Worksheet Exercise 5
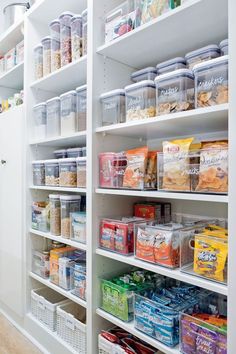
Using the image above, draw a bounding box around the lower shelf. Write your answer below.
[96,308,180,354]
[29,272,87,309]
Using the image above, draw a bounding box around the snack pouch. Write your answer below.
[152,227,180,268]
[123,146,148,189]
[144,151,158,189]
[193,234,228,282]
[100,220,116,250]
[196,327,217,354]
[180,317,198,354]
[162,137,194,191]
[136,226,155,262]
[195,141,228,193]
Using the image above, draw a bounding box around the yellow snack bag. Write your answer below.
[193,234,228,283]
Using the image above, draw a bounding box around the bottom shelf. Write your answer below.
[96,308,180,354]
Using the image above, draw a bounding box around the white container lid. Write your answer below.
[67,147,82,152]
[54,149,66,153]
[34,102,46,108]
[82,9,88,16]
[156,57,186,70]
[71,14,82,21]
[59,11,74,19]
[46,96,60,104]
[100,89,125,100]
[33,43,43,50]
[60,90,77,98]
[131,67,157,79]
[76,84,87,92]
[32,160,45,164]
[125,80,155,91]
[44,159,59,164]
[220,39,228,48]
[41,36,51,43]
[185,44,220,60]
[193,55,229,72]
[76,157,87,162]
[59,158,77,163]
[49,194,61,199]
[60,195,81,201]
[49,18,60,26]
[154,68,194,83]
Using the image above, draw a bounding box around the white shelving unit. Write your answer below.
[1,0,236,354]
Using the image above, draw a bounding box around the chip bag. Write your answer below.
[123,146,148,189]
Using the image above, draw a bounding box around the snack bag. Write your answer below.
[123,146,148,189]
[162,137,194,191]
[195,141,228,193]
[136,226,155,262]
[153,228,180,268]
[144,151,158,189]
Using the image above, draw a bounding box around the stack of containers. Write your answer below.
[59,12,74,66]
[50,19,61,72]
[71,15,83,61]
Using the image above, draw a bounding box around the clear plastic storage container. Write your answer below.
[82,9,88,55]
[32,250,50,278]
[16,40,24,65]
[51,38,60,72]
[34,44,43,80]
[60,195,81,238]
[59,158,77,187]
[71,15,83,61]
[77,157,86,188]
[49,194,61,236]
[60,90,77,135]
[5,48,16,71]
[76,85,87,131]
[33,102,46,140]
[193,56,228,108]
[156,57,186,75]
[59,12,73,66]
[45,159,59,186]
[82,147,86,157]
[42,36,51,76]
[131,67,157,82]
[32,202,49,232]
[138,0,171,25]
[100,89,126,126]
[46,97,61,138]
[220,38,228,56]
[185,44,220,69]
[125,80,156,121]
[54,149,67,159]
[155,69,194,115]
[67,147,82,158]
[71,212,86,243]
[49,19,60,40]
[32,161,45,185]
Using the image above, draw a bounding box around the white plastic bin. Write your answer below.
[33,102,46,140]
[46,97,61,138]
[60,90,77,135]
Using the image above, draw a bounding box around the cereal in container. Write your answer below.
[32,161,45,186]
[60,195,81,239]
[42,36,51,76]
[77,157,86,188]
[185,44,220,69]
[45,159,59,186]
[51,39,61,72]
[59,12,73,66]
[71,14,83,61]
[49,194,61,236]
[76,85,87,131]
[34,44,43,80]
[33,102,46,140]
[59,158,77,187]
[82,9,88,55]
[125,80,156,121]
[60,90,77,135]
[46,97,61,138]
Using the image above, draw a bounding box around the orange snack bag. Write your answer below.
[123,146,148,189]
[136,226,155,263]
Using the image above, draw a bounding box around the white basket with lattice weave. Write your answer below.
[98,334,127,354]
[31,288,69,332]
[57,302,86,353]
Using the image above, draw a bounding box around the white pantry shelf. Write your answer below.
[96,309,180,354]
[30,56,87,94]
[0,19,24,55]
[96,105,228,139]
[30,186,86,193]
[30,229,87,251]
[0,62,24,90]
[96,249,228,296]
[97,0,228,68]
[96,188,228,203]
[29,131,87,147]
[29,272,87,309]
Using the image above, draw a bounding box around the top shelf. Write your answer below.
[97,0,228,68]
[0,19,24,56]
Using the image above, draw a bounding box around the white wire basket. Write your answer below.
[31,287,69,332]
[98,334,127,354]
[57,301,87,353]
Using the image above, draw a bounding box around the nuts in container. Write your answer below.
[59,158,77,187]
[155,69,194,115]
[185,44,220,69]
[125,80,156,121]
[77,157,86,188]
[45,159,59,186]
[34,44,43,80]
[193,56,228,108]
[60,195,81,238]
[49,195,61,236]
[59,12,73,66]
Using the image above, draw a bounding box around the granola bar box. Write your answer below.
[155,69,194,116]
[193,55,228,108]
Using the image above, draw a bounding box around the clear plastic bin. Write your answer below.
[32,201,49,232]
[59,257,76,290]
[100,89,126,126]
[125,80,156,121]
[82,9,88,55]
[32,160,45,185]
[49,194,61,236]
[82,147,86,157]
[193,55,228,108]
[185,44,220,69]
[156,57,186,76]
[49,19,60,40]
[16,40,24,65]
[155,69,194,115]
[71,15,83,61]
[105,1,136,43]
[72,263,86,300]
[34,44,43,80]
[67,147,83,158]
[33,102,46,140]
[42,36,51,76]
[131,67,157,82]
[138,0,171,25]
[77,157,86,188]
[220,38,228,56]
[32,250,50,279]
[5,48,16,71]
[50,246,75,285]
[51,39,61,72]
[60,90,77,135]
[54,149,67,159]
[59,158,77,187]
[59,12,73,66]
[60,195,81,238]
[76,84,87,131]
[45,159,59,186]
[46,97,61,138]
[99,152,127,189]
[100,217,145,255]
[70,212,86,243]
